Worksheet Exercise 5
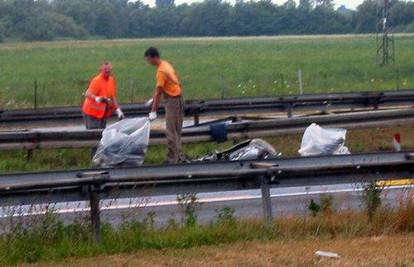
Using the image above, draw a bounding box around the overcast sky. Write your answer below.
[141,0,363,10]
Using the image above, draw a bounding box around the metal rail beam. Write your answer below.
[1,109,414,151]
[1,151,412,199]
[1,89,414,128]
[0,151,413,241]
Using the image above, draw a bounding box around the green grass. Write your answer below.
[2,190,414,265]
[1,124,413,173]
[1,35,413,108]
[0,142,235,173]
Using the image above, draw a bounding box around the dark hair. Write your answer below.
[144,47,160,58]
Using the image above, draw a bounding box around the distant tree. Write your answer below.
[298,0,312,11]
[0,7,7,41]
[47,12,88,39]
[354,0,378,33]
[180,0,232,36]
[0,0,411,41]
[283,0,297,9]
[390,1,414,28]
[52,0,99,35]
[314,0,334,9]
[337,5,353,18]
[20,16,54,41]
[127,1,152,37]
[156,0,175,8]
[403,22,414,32]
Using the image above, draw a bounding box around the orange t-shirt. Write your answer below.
[156,60,182,97]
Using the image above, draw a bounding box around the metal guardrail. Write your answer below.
[1,89,414,128]
[1,108,414,151]
[1,151,414,242]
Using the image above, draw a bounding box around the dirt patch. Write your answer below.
[28,234,414,267]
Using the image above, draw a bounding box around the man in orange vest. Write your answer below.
[82,62,124,130]
[145,47,184,164]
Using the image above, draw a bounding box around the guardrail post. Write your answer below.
[287,102,293,118]
[396,66,400,90]
[33,80,38,109]
[194,113,200,126]
[298,69,303,95]
[80,171,108,243]
[260,175,273,226]
[89,184,101,243]
[321,101,329,115]
[26,149,33,161]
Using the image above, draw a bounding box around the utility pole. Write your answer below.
[376,0,395,66]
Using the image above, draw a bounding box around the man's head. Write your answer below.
[100,62,112,79]
[144,47,161,66]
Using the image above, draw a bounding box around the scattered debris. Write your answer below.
[196,139,280,162]
[315,250,341,259]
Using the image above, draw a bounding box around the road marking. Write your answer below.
[376,179,414,187]
[2,184,414,218]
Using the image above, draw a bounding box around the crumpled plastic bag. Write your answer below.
[197,139,280,162]
[228,139,279,161]
[92,117,150,167]
[298,123,350,156]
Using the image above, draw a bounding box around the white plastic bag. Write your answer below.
[92,117,150,167]
[298,123,350,156]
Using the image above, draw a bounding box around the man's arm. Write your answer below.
[85,89,98,100]
[112,96,125,119]
[111,97,120,109]
[111,78,124,119]
[149,70,165,121]
[85,79,104,102]
[151,86,163,112]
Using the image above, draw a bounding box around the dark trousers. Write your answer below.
[165,95,184,164]
[84,114,107,130]
[83,113,106,157]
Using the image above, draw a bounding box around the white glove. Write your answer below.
[145,98,154,107]
[149,112,157,121]
[95,96,105,103]
[116,108,124,120]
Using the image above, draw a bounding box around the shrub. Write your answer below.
[308,199,321,217]
[47,12,88,39]
[403,22,414,33]
[393,190,414,232]
[215,207,236,225]
[362,182,382,222]
[177,193,201,227]
[320,194,335,216]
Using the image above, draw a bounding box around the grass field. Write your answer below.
[33,235,414,266]
[2,35,414,266]
[1,34,414,108]
[5,195,414,265]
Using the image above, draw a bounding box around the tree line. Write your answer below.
[0,0,413,41]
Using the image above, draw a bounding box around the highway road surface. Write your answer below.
[1,182,412,229]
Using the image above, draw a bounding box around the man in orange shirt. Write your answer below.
[145,47,184,164]
[82,62,124,130]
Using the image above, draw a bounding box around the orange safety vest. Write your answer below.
[82,74,117,119]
